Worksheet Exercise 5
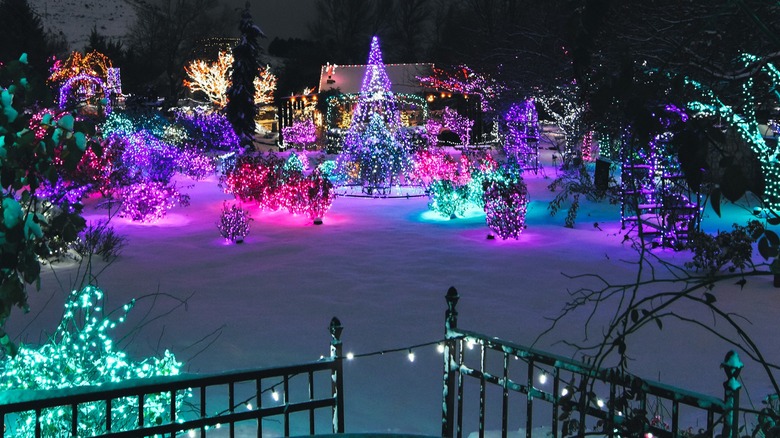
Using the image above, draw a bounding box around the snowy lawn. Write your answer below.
[6,148,780,436]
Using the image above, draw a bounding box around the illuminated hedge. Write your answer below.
[483,178,529,240]
[0,286,186,436]
[119,182,189,223]
[427,179,471,218]
[221,154,335,224]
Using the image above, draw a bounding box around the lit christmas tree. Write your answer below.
[338,36,410,194]
[483,177,529,240]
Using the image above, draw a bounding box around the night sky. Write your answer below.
[232,0,315,40]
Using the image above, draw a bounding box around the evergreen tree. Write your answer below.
[84,26,125,65]
[0,0,48,67]
[225,2,266,150]
[338,36,410,192]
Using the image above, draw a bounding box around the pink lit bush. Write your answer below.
[220,154,335,224]
[411,149,458,189]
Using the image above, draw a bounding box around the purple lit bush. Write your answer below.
[174,110,240,152]
[119,182,190,222]
[282,119,317,149]
[122,131,178,182]
[483,178,529,239]
[503,100,539,165]
[217,202,252,243]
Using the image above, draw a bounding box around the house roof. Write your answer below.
[318,63,434,95]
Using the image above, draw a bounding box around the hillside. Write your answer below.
[29,0,136,51]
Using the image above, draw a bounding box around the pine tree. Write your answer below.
[225,2,266,150]
[0,0,48,67]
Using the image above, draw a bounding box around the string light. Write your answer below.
[0,286,186,435]
[417,64,502,112]
[271,390,280,402]
[183,51,277,108]
[685,55,780,210]
[220,154,335,224]
[407,349,416,363]
[336,36,413,193]
[538,372,548,385]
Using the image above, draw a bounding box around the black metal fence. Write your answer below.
[0,317,345,437]
[441,287,743,438]
[0,288,767,437]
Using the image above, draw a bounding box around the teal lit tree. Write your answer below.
[338,36,410,193]
[685,54,780,212]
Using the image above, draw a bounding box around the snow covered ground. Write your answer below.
[6,146,780,436]
[30,0,135,51]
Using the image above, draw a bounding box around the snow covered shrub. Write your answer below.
[176,148,216,180]
[685,221,762,276]
[217,202,252,243]
[72,220,128,261]
[0,285,186,436]
[428,179,472,218]
[119,182,189,222]
[483,178,529,239]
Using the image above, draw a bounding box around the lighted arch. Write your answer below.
[58,73,112,113]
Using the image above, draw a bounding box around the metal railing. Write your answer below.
[0,317,345,437]
[441,287,742,438]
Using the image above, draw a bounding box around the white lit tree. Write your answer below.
[184,50,276,108]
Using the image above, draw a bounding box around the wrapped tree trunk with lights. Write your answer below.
[686,55,780,213]
[225,2,266,150]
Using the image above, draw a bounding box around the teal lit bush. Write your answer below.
[0,286,187,436]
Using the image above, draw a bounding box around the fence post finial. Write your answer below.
[721,350,743,438]
[329,317,345,433]
[445,286,459,331]
[329,317,343,344]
